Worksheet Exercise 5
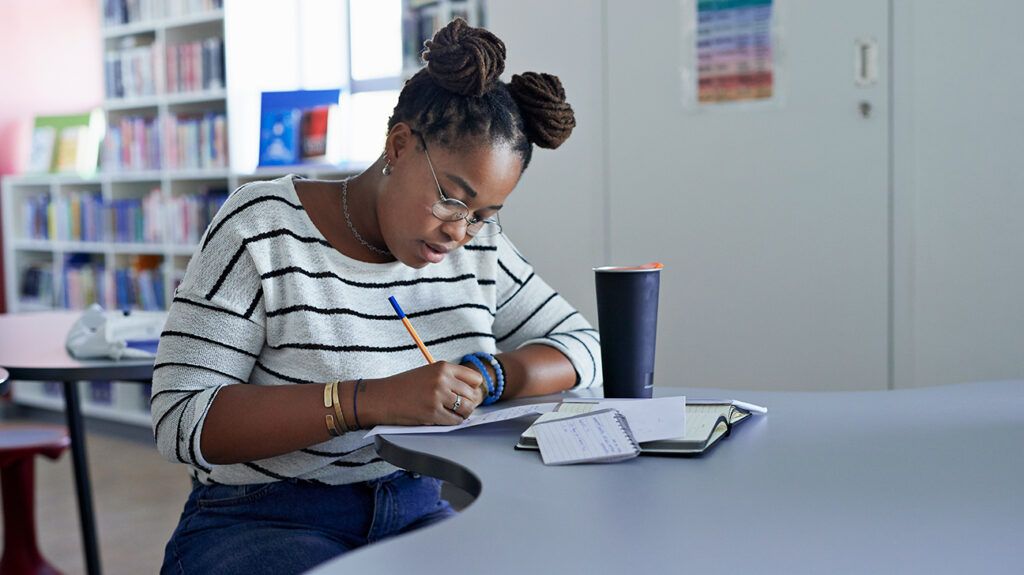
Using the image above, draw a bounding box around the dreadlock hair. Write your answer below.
[386,17,576,171]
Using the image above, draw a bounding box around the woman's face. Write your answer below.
[379,129,522,268]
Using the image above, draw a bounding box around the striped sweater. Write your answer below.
[151,174,602,485]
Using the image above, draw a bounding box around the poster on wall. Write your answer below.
[683,0,780,109]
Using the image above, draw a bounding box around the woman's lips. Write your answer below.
[421,241,447,263]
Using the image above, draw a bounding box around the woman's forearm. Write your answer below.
[199,362,485,464]
[200,382,355,464]
[497,344,578,400]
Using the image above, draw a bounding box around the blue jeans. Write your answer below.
[161,471,456,574]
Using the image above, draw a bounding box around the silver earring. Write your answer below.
[382,159,392,176]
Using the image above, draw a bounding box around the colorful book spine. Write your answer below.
[166,37,224,93]
[165,188,227,244]
[20,195,51,240]
[165,111,228,169]
[62,256,108,310]
[104,115,161,171]
[105,40,158,100]
[19,264,55,306]
[114,257,165,311]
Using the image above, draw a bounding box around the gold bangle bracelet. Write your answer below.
[323,381,334,409]
[332,380,350,432]
[325,414,341,437]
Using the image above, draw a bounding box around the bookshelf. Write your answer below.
[401,0,486,79]
[2,0,366,427]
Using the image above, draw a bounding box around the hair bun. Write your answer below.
[509,72,576,149]
[423,18,506,97]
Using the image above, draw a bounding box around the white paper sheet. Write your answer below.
[364,402,558,438]
[555,397,687,443]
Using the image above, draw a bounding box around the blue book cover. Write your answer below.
[258,89,340,167]
[258,109,301,166]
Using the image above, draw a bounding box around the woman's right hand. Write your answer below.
[361,362,485,427]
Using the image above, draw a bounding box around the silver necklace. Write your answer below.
[341,179,391,256]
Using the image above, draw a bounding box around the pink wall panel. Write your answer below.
[0,0,102,310]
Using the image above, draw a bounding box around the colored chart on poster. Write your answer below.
[697,0,774,104]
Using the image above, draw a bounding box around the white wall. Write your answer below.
[489,0,1024,391]
[893,0,1024,388]
[485,0,607,325]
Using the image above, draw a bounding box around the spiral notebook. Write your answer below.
[532,408,641,465]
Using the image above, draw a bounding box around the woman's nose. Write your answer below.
[440,218,469,243]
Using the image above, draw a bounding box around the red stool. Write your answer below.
[0,424,70,575]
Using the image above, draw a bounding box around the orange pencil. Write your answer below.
[388,295,435,364]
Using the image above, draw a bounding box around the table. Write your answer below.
[0,312,154,575]
[311,381,1024,574]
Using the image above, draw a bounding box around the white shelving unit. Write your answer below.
[401,0,486,79]
[2,0,367,427]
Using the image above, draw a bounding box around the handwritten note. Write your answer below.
[533,409,640,465]
[364,402,558,438]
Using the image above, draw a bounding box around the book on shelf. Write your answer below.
[63,254,107,310]
[165,111,228,169]
[21,195,52,239]
[166,187,228,244]
[166,37,224,94]
[115,255,165,311]
[106,36,157,100]
[49,190,105,242]
[103,0,161,26]
[259,109,300,166]
[28,112,102,175]
[258,89,340,167]
[517,399,764,455]
[27,125,57,173]
[164,0,223,19]
[300,105,330,160]
[19,264,55,306]
[59,254,167,311]
[105,114,162,171]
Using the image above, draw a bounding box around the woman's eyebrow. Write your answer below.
[445,172,503,210]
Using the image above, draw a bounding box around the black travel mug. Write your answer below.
[594,264,662,398]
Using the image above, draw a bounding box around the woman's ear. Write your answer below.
[385,123,417,164]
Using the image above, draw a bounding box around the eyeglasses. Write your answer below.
[416,132,502,237]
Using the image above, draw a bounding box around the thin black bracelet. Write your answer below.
[353,378,363,429]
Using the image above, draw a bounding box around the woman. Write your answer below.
[154,18,601,574]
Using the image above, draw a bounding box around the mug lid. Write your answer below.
[593,262,664,272]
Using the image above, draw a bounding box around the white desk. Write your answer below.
[311,381,1024,574]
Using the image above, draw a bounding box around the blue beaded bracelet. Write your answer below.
[462,352,505,405]
[462,354,493,399]
[481,353,505,405]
